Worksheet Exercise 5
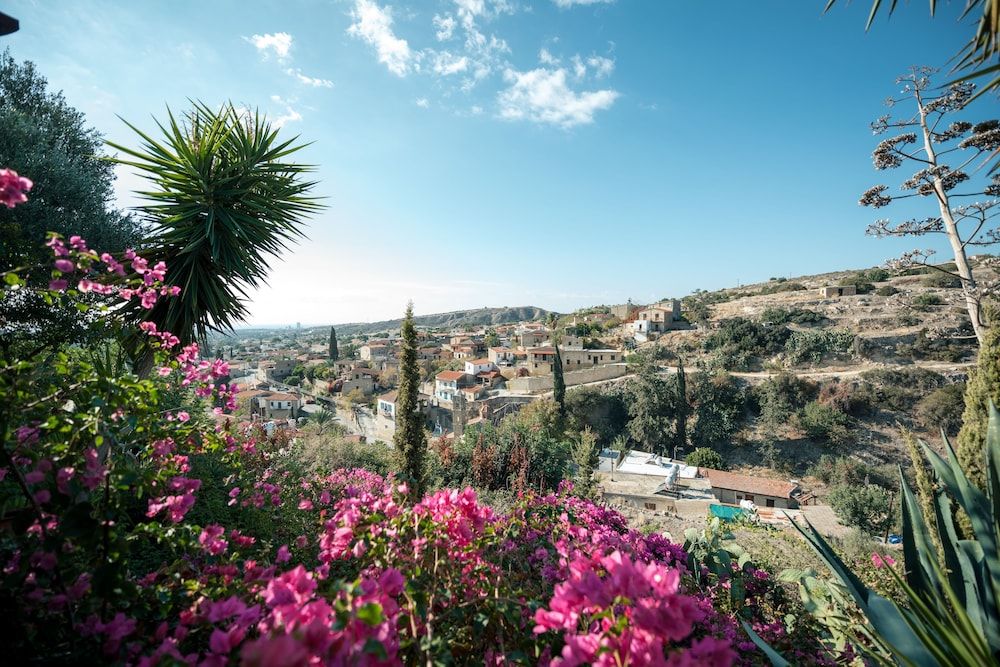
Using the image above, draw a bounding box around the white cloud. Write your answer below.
[539,48,560,66]
[415,97,430,108]
[552,0,614,7]
[432,51,469,75]
[433,14,456,41]
[470,105,484,115]
[571,54,586,78]
[347,0,413,77]
[497,66,618,128]
[245,32,293,61]
[273,106,303,128]
[586,55,614,78]
[286,68,334,88]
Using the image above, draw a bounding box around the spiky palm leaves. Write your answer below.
[109,102,322,359]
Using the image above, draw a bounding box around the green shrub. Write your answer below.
[921,271,962,288]
[896,328,975,363]
[685,447,725,470]
[827,484,894,536]
[914,382,966,435]
[838,273,875,294]
[690,372,747,448]
[798,400,854,446]
[858,367,947,411]
[817,379,874,417]
[784,329,856,365]
[757,281,806,295]
[807,454,895,488]
[875,285,899,297]
[759,307,827,325]
[912,292,944,310]
[752,373,818,425]
[703,318,790,370]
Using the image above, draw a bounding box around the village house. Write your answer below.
[526,346,622,374]
[257,358,297,383]
[341,367,378,396]
[464,358,496,376]
[360,343,390,362]
[701,468,800,509]
[630,300,682,336]
[434,370,466,405]
[819,285,857,298]
[488,347,517,366]
[377,390,398,420]
[517,328,549,349]
[249,391,301,420]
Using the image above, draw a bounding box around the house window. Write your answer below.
[766,499,775,508]
[610,355,616,361]
[745,494,754,502]
[644,503,656,510]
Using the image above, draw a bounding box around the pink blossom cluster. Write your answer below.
[0,167,32,208]
[534,550,735,667]
[45,233,180,307]
[146,475,202,523]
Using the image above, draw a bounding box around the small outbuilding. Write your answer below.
[819,285,856,298]
[701,468,800,509]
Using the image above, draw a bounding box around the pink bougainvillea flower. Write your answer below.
[0,168,33,208]
[871,553,896,569]
[53,259,75,273]
[177,411,190,423]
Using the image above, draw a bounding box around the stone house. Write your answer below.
[819,285,857,298]
[701,468,800,509]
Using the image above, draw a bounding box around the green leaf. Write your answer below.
[740,620,790,666]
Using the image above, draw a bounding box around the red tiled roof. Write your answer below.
[378,390,399,403]
[702,468,798,499]
[436,371,465,381]
[469,358,492,365]
[528,347,556,355]
[266,393,299,402]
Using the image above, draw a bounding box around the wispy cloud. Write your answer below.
[433,14,456,41]
[431,51,469,76]
[245,32,293,61]
[552,0,615,7]
[498,66,618,128]
[347,0,413,77]
[286,68,334,88]
[273,106,303,128]
[415,97,430,108]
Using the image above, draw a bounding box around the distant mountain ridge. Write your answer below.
[328,306,553,337]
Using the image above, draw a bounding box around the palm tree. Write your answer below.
[108,102,322,370]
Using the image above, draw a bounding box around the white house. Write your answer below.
[435,370,465,405]
[464,358,496,376]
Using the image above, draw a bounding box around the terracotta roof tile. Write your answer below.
[702,468,798,499]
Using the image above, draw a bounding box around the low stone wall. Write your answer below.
[507,363,628,393]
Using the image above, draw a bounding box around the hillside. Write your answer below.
[328,305,553,337]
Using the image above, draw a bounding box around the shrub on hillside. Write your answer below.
[689,372,747,449]
[703,317,790,370]
[685,447,725,470]
[921,271,962,288]
[783,329,856,365]
[817,379,874,417]
[896,328,975,363]
[912,292,944,310]
[914,382,966,435]
[828,484,894,536]
[759,307,827,325]
[838,273,876,294]
[807,454,895,489]
[752,373,818,425]
[875,285,900,297]
[798,400,854,446]
[857,367,948,412]
[757,281,807,295]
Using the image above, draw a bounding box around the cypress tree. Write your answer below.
[673,358,690,457]
[957,311,1000,489]
[394,303,427,499]
[328,326,339,361]
[553,343,566,426]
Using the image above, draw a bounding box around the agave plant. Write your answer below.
[750,405,1000,665]
[108,102,322,365]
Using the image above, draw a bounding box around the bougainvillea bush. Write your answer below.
[0,180,836,664]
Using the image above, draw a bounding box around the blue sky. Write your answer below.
[4,0,990,325]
